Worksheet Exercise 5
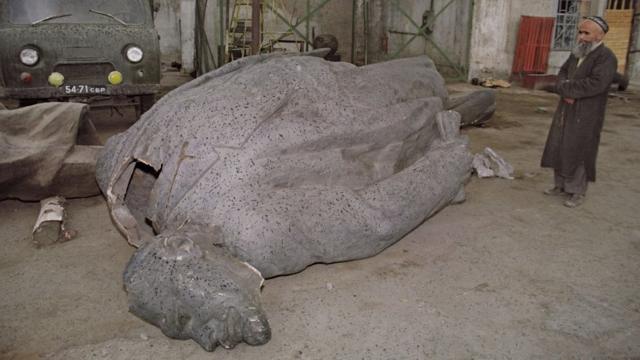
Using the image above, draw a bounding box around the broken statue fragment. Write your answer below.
[96,54,477,351]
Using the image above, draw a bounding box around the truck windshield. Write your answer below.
[7,0,149,25]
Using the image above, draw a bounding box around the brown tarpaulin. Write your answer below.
[0,102,102,200]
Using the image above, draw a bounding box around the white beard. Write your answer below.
[572,41,594,59]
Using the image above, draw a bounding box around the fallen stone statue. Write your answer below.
[96,53,489,351]
[447,89,496,127]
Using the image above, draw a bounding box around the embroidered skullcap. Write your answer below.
[584,16,609,33]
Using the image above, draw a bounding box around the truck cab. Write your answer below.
[0,0,161,115]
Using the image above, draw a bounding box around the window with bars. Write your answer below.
[606,0,633,9]
[552,0,580,50]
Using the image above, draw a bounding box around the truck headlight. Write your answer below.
[125,46,143,63]
[20,48,39,66]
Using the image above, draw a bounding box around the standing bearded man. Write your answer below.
[541,16,618,208]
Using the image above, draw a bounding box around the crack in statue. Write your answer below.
[96,53,481,351]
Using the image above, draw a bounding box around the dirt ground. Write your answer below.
[1,84,639,359]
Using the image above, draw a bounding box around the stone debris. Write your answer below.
[472,153,495,178]
[472,147,514,180]
[485,147,514,179]
[32,196,75,247]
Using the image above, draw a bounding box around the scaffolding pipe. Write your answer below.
[394,1,465,78]
[252,0,261,54]
[351,0,357,63]
[263,0,332,46]
[388,0,456,59]
[464,0,474,79]
[264,3,311,44]
[364,0,369,65]
[218,0,225,66]
[306,0,311,51]
[217,0,345,67]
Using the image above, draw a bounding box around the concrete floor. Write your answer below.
[1,85,639,359]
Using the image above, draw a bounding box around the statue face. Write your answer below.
[124,229,271,351]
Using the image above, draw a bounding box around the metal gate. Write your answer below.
[386,0,473,80]
[211,0,343,67]
[196,0,472,79]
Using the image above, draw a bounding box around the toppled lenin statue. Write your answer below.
[96,53,478,351]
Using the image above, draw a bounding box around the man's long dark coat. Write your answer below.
[541,44,617,181]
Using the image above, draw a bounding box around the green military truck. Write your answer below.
[0,0,161,116]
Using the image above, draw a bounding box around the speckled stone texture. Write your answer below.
[123,226,270,351]
[96,54,473,351]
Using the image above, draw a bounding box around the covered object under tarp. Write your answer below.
[0,102,102,201]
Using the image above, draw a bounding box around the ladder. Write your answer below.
[225,0,298,62]
[226,0,254,61]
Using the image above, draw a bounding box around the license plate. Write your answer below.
[63,85,107,95]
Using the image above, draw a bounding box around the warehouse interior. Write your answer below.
[1,0,639,359]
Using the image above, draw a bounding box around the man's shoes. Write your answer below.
[564,194,585,208]
[543,187,565,196]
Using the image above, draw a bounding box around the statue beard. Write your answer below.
[572,41,594,59]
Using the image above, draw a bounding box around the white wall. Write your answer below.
[180,0,196,73]
[468,0,511,79]
[468,0,560,79]
[152,0,197,73]
[509,1,557,72]
[154,0,181,64]
[548,50,572,74]
[385,0,471,77]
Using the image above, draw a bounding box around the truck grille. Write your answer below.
[53,63,115,85]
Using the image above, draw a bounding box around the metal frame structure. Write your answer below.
[207,0,474,81]
[386,0,472,80]
[552,0,580,50]
[217,0,341,67]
